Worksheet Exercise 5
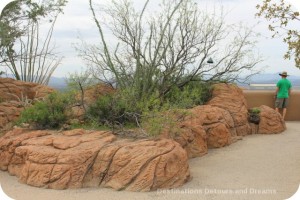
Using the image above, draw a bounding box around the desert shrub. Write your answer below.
[86,81,212,135]
[141,108,189,137]
[164,81,212,109]
[139,82,211,137]
[18,91,75,129]
[86,93,128,127]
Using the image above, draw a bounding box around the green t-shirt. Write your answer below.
[276,78,292,98]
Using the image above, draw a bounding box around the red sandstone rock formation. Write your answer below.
[0,101,24,129]
[161,84,250,158]
[257,105,286,134]
[0,78,54,130]
[0,128,190,191]
[186,105,234,148]
[0,78,54,101]
[160,105,235,158]
[207,83,251,136]
[162,84,286,158]
[0,81,287,191]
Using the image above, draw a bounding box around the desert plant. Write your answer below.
[0,0,68,84]
[79,0,262,107]
[248,107,261,124]
[165,81,212,109]
[86,93,128,128]
[18,91,75,129]
[86,80,212,135]
[66,70,97,112]
[6,92,33,107]
[249,107,261,114]
[141,109,189,137]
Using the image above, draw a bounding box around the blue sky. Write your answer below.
[1,0,300,78]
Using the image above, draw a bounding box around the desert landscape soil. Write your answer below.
[1,122,300,200]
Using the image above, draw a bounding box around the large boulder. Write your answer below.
[172,125,208,158]
[183,106,234,148]
[257,105,286,134]
[160,105,235,158]
[207,83,251,136]
[0,128,190,191]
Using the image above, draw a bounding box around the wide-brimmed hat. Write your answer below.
[279,71,289,76]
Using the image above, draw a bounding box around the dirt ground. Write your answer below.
[1,122,300,200]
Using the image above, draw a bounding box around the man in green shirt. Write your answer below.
[275,71,292,120]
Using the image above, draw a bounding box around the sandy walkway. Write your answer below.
[1,122,300,200]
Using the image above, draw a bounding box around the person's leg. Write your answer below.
[282,98,289,120]
[282,108,287,119]
[275,98,283,113]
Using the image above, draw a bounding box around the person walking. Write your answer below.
[274,71,292,120]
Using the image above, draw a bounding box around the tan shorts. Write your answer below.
[275,98,289,108]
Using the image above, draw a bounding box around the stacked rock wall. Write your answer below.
[161,83,286,158]
[0,82,287,191]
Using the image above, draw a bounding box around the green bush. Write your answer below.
[164,81,212,109]
[141,109,189,137]
[249,107,261,114]
[18,92,75,129]
[86,93,129,127]
[85,81,212,135]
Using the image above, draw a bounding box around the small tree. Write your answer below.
[66,70,97,112]
[256,0,300,67]
[0,0,67,84]
[79,0,262,105]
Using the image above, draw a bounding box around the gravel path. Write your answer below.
[1,122,300,200]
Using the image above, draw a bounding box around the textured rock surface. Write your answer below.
[257,105,286,134]
[0,101,24,129]
[161,84,286,158]
[184,106,233,148]
[0,78,54,101]
[0,78,54,130]
[207,83,251,136]
[0,128,190,191]
[172,124,208,158]
[161,105,235,158]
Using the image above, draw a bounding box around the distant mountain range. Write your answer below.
[2,73,300,90]
[48,73,300,90]
[243,73,300,86]
[48,76,68,90]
